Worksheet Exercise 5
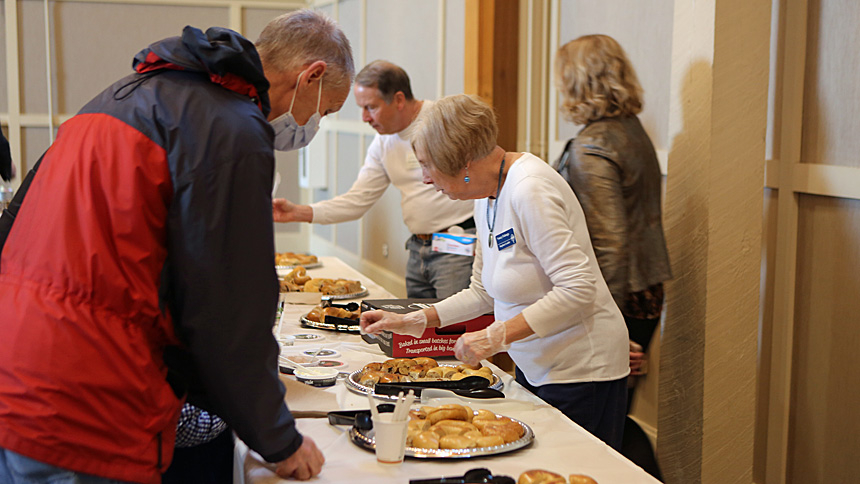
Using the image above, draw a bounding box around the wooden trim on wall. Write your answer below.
[766,0,808,482]
[464,0,519,152]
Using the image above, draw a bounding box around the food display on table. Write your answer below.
[348,402,534,458]
[346,358,505,400]
[407,404,524,450]
[306,305,360,323]
[279,266,366,298]
[300,302,362,333]
[275,252,320,268]
[356,358,494,386]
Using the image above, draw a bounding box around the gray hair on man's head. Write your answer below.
[255,9,355,90]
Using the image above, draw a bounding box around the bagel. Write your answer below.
[439,434,477,449]
[426,404,470,424]
[474,409,497,421]
[476,435,506,447]
[306,307,323,323]
[412,430,440,449]
[413,357,438,367]
[429,419,477,436]
[425,367,446,379]
[408,418,431,432]
[302,278,332,292]
[517,470,566,484]
[472,418,523,443]
[358,370,385,386]
[456,363,483,372]
[378,373,402,384]
[568,475,599,484]
[362,362,383,373]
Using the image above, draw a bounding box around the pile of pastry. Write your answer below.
[275,252,318,267]
[279,266,361,295]
[357,357,494,386]
[306,305,360,322]
[406,403,524,450]
[517,470,598,484]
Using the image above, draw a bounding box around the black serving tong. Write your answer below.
[293,403,395,430]
[326,403,395,430]
[374,383,505,399]
[410,468,515,484]
[381,375,490,390]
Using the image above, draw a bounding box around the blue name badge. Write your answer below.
[495,228,516,250]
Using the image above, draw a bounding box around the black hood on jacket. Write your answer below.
[133,26,271,118]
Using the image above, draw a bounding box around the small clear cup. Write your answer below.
[372,413,408,465]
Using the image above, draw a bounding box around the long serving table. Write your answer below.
[236,256,659,484]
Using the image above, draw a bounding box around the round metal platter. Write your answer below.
[348,415,534,458]
[300,314,361,334]
[345,365,504,401]
[276,261,323,274]
[324,285,369,300]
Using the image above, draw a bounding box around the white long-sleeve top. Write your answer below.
[310,101,473,234]
[433,153,630,386]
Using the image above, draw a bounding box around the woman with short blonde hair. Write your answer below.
[411,94,497,177]
[554,34,643,126]
[363,94,630,450]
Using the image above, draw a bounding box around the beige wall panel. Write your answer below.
[19,126,52,171]
[800,0,860,167]
[555,0,673,153]
[244,8,297,40]
[789,194,860,483]
[43,2,226,115]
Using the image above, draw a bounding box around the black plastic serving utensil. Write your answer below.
[325,403,395,430]
[409,468,515,484]
[380,375,490,390]
[374,384,505,399]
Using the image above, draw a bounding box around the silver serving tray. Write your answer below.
[300,314,361,334]
[345,365,504,401]
[282,285,368,302]
[325,285,368,300]
[276,261,323,274]
[348,415,534,458]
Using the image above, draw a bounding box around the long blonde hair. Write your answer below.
[555,34,643,125]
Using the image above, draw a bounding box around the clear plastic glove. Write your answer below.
[453,320,510,366]
[274,436,325,480]
[360,309,428,338]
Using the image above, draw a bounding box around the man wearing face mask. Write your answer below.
[273,61,475,299]
[0,10,352,484]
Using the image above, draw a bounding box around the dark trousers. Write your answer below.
[623,315,663,481]
[162,430,234,484]
[515,368,627,450]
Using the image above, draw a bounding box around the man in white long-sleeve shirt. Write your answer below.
[273,60,475,298]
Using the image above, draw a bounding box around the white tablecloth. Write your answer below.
[237,256,658,483]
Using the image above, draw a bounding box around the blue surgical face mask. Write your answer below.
[270,69,323,151]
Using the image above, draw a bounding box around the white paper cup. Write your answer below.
[372,413,408,465]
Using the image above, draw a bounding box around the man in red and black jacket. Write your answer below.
[0,10,352,484]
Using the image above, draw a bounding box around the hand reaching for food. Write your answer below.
[360,309,428,338]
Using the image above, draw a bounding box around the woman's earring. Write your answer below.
[464,167,470,183]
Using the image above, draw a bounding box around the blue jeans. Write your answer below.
[0,448,132,484]
[515,368,628,451]
[405,232,475,299]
